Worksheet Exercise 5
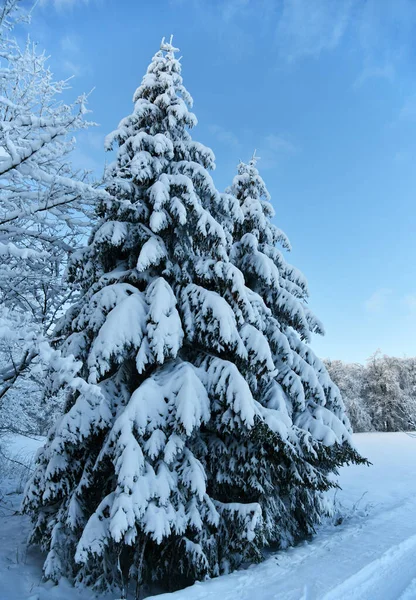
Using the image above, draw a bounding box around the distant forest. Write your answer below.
[325,352,416,433]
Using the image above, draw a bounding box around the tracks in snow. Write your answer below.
[322,534,416,600]
[151,489,416,600]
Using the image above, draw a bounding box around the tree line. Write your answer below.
[325,353,416,433]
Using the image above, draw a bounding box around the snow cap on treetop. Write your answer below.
[160,34,179,55]
[250,149,260,166]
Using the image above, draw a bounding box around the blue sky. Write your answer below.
[21,0,416,363]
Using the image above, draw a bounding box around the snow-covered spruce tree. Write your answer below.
[226,154,365,541]
[23,40,364,595]
[22,38,287,593]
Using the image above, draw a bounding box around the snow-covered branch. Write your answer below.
[0,2,108,433]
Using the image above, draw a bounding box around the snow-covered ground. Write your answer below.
[1,433,416,600]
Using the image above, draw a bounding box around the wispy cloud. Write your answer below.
[275,0,353,61]
[353,0,416,89]
[275,0,416,86]
[170,0,257,58]
[353,64,395,88]
[177,0,416,96]
[39,0,90,9]
[364,288,392,313]
[257,133,298,169]
[364,290,416,316]
[399,95,416,121]
[59,33,91,77]
[72,130,105,175]
[208,124,240,148]
[220,0,252,22]
[82,131,105,151]
[394,150,413,163]
[264,133,297,154]
[403,294,416,312]
[61,34,81,54]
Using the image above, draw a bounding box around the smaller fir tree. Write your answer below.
[226,153,365,543]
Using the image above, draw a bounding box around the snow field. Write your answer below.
[2,433,416,599]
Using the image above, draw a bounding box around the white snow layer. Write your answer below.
[2,433,416,599]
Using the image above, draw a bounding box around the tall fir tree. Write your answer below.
[24,40,363,596]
